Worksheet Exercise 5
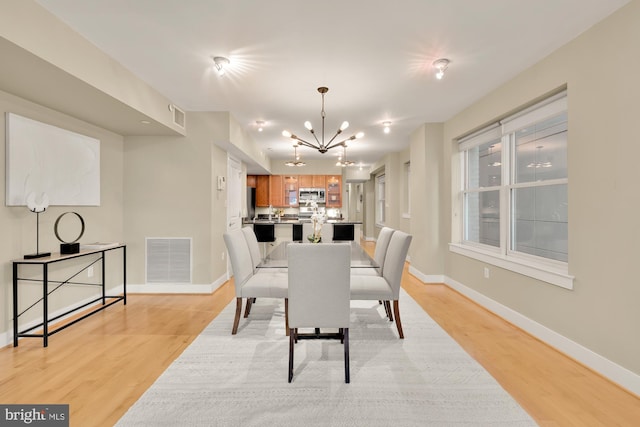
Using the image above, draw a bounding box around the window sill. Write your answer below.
[448,243,574,290]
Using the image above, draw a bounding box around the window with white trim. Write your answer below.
[453,92,572,288]
[376,174,385,225]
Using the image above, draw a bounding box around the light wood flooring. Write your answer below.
[1,241,638,426]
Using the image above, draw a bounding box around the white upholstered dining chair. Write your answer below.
[350,230,412,338]
[352,226,396,320]
[287,243,351,383]
[240,226,288,319]
[352,226,395,277]
[223,228,288,335]
[241,226,287,273]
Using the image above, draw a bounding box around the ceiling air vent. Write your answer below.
[146,238,191,284]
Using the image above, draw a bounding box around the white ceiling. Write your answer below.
[34,0,628,168]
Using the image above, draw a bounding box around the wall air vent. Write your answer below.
[146,238,191,283]
[172,105,186,129]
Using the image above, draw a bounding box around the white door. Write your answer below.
[227,155,243,232]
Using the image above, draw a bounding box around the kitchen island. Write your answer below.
[241,217,363,244]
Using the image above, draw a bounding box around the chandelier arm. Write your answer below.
[325,138,353,152]
[308,129,322,146]
[295,139,321,150]
[324,129,344,147]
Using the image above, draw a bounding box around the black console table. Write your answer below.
[12,244,126,347]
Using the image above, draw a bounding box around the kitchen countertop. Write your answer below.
[242,218,362,225]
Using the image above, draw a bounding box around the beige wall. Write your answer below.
[409,123,444,279]
[438,1,640,376]
[124,112,229,287]
[0,89,124,332]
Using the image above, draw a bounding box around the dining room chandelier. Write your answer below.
[282,86,364,155]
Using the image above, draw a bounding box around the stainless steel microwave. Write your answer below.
[299,188,326,203]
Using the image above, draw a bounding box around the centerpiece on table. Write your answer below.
[306,200,325,243]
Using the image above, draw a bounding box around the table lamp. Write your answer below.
[24,192,51,259]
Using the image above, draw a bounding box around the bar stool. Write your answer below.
[253,223,276,259]
[292,223,303,242]
[333,223,354,241]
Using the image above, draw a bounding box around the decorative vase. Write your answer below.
[307,234,321,243]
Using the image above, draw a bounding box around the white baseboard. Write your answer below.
[445,275,640,396]
[408,266,444,284]
[407,266,640,397]
[127,274,228,294]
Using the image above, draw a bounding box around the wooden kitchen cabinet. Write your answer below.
[256,175,270,207]
[283,175,299,207]
[246,175,257,188]
[267,175,299,207]
[269,175,284,207]
[326,175,342,208]
[299,175,325,188]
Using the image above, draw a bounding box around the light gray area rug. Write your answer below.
[116,290,537,426]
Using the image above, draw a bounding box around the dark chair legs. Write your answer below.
[393,300,404,339]
[244,297,253,318]
[288,328,295,383]
[284,298,289,336]
[231,298,242,335]
[383,301,393,321]
[288,327,350,383]
[344,328,350,383]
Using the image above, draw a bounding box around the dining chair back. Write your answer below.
[223,228,288,335]
[373,227,395,273]
[223,229,254,293]
[241,226,262,272]
[382,231,412,300]
[287,243,351,383]
[352,226,395,277]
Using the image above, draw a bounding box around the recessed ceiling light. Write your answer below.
[256,120,265,132]
[140,120,151,124]
[383,121,391,134]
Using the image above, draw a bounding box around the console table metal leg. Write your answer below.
[101,251,106,305]
[43,264,49,347]
[13,263,18,347]
[123,246,127,304]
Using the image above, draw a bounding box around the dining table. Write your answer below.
[256,240,378,269]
